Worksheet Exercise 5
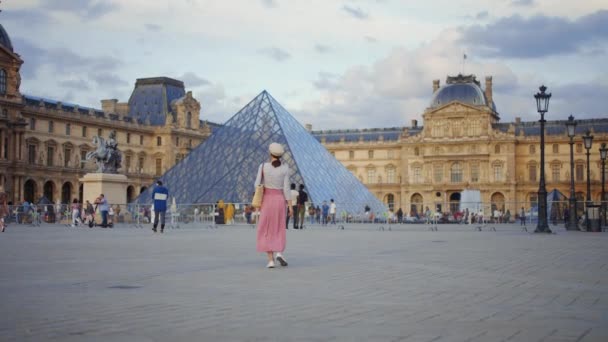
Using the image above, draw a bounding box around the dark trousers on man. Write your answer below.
[286,205,298,229]
[153,210,166,232]
[101,210,108,227]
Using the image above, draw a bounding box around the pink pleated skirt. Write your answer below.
[256,188,286,253]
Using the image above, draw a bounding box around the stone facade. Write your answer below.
[313,75,608,217]
[0,26,213,205]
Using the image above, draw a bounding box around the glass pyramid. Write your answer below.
[135,90,387,214]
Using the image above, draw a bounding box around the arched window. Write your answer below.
[186,112,192,129]
[0,69,6,95]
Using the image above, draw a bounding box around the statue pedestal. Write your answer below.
[80,173,129,206]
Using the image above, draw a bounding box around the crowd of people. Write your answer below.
[0,143,564,272]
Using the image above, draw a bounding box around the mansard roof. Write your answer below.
[127,77,186,126]
[494,118,608,136]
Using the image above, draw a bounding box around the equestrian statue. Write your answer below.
[85,130,123,174]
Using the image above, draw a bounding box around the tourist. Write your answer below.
[396,208,403,224]
[297,184,308,229]
[315,205,321,224]
[254,142,291,268]
[114,205,121,223]
[308,204,315,225]
[321,201,329,226]
[0,186,8,232]
[242,205,250,224]
[152,180,169,233]
[215,200,225,225]
[520,207,526,226]
[94,194,109,228]
[425,206,431,224]
[329,199,337,224]
[287,183,299,229]
[70,198,81,227]
[84,200,95,227]
[20,200,30,224]
[194,207,201,223]
[504,209,511,223]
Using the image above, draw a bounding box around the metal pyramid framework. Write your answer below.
[136,90,386,214]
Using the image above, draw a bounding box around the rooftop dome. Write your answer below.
[430,74,493,109]
[0,24,13,52]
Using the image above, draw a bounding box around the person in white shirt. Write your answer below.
[329,199,337,224]
[287,183,299,229]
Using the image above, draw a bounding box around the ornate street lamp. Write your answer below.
[600,142,607,228]
[534,85,551,233]
[582,130,594,231]
[565,115,578,230]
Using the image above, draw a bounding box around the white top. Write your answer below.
[254,162,291,201]
[290,190,299,202]
[330,202,336,214]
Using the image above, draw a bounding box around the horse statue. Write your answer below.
[85,131,122,174]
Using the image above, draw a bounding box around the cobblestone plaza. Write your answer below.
[1,223,606,341]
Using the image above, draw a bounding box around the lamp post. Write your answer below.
[582,130,593,231]
[600,143,607,228]
[565,115,578,230]
[534,85,551,233]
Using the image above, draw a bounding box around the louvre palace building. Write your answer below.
[312,75,608,216]
[0,25,215,205]
[1,22,607,215]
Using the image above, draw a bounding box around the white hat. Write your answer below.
[269,142,284,157]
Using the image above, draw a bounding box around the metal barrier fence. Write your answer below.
[3,200,607,228]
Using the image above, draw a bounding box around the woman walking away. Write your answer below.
[70,199,82,227]
[255,142,292,268]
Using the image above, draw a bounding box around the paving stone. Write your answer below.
[0,223,607,341]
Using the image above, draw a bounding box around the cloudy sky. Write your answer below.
[3,0,608,129]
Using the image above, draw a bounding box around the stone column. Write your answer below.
[0,129,4,159]
[12,175,18,203]
[18,176,23,202]
[19,132,23,160]
[12,131,17,161]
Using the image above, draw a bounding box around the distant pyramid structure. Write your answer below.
[135,91,386,214]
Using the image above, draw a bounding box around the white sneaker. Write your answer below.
[276,253,288,266]
[266,261,275,268]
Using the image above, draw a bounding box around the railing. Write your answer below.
[3,200,606,228]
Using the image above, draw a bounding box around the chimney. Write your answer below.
[101,99,118,113]
[485,76,493,107]
[305,124,312,132]
[411,119,418,128]
[433,79,440,93]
